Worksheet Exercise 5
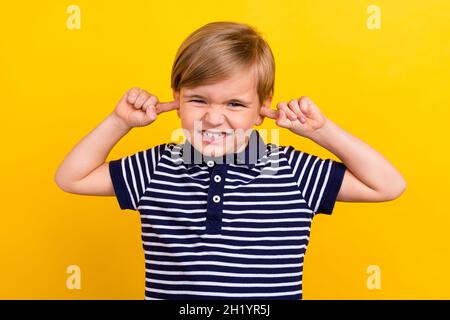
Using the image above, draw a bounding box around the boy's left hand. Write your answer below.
[260,96,327,139]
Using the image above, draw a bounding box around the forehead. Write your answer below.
[182,69,258,100]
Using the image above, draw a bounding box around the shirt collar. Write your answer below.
[178,129,267,169]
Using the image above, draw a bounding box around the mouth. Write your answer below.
[198,130,233,144]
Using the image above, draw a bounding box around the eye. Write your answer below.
[229,102,244,107]
[188,100,245,107]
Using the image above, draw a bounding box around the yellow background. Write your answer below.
[1,0,449,299]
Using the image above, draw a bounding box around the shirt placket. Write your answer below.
[205,160,227,234]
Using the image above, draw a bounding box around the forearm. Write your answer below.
[55,112,131,186]
[309,117,406,194]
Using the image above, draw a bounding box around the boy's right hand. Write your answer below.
[113,87,179,128]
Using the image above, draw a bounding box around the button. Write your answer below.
[206,160,215,167]
[213,175,221,183]
[213,195,221,203]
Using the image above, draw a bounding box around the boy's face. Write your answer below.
[173,68,272,158]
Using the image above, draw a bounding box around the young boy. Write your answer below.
[55,21,406,300]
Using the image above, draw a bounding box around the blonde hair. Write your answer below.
[171,21,275,105]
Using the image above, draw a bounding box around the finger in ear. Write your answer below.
[279,109,287,121]
[260,107,278,120]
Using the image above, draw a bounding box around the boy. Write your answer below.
[55,21,406,300]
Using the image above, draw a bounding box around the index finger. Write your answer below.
[155,101,180,114]
[260,106,278,120]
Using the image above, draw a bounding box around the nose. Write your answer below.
[203,105,225,126]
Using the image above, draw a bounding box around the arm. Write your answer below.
[310,117,406,202]
[54,112,131,195]
[260,96,406,202]
[54,87,178,196]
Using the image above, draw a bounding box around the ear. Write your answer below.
[173,90,180,118]
[255,95,273,126]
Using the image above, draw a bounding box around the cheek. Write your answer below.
[231,109,258,127]
[179,107,202,129]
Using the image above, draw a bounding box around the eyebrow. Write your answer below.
[183,94,250,105]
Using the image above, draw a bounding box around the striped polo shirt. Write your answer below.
[108,129,346,300]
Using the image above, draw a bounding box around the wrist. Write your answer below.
[108,112,132,132]
[308,116,333,143]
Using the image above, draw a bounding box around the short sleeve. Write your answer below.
[108,143,166,211]
[284,146,347,215]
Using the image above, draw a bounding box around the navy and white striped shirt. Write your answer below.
[108,129,346,300]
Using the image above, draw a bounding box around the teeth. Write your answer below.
[200,131,234,141]
[203,131,224,139]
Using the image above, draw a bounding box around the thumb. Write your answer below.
[276,109,288,127]
[146,105,157,121]
[280,109,287,121]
